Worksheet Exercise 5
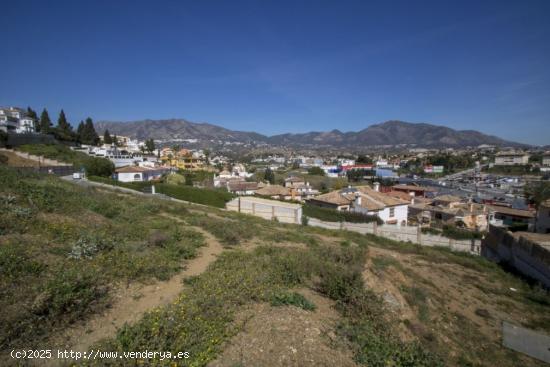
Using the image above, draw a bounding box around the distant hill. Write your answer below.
[95,119,526,148]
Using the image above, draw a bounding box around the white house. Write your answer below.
[308,184,409,225]
[0,107,36,133]
[115,166,169,182]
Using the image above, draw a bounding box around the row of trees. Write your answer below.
[30,107,100,145]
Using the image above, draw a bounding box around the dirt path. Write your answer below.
[48,222,224,360]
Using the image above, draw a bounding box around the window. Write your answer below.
[389,207,395,218]
[133,173,141,181]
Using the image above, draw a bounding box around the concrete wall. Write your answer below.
[482,225,550,287]
[306,217,480,254]
[226,196,480,254]
[226,197,302,224]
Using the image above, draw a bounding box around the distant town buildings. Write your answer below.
[494,151,530,166]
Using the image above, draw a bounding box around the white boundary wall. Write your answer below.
[227,197,302,224]
[226,197,481,254]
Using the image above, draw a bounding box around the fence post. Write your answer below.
[271,205,275,220]
[238,197,241,213]
[417,226,422,244]
[340,221,344,230]
[295,209,299,224]
[151,185,156,195]
[252,203,256,215]
[373,221,378,235]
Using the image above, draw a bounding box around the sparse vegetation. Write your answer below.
[271,291,316,311]
[1,164,548,367]
[303,203,383,224]
[0,166,204,351]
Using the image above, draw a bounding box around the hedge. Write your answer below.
[88,176,233,208]
[441,225,482,240]
[303,204,382,224]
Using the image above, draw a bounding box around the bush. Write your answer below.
[442,225,482,240]
[307,166,325,176]
[157,183,233,208]
[271,291,316,311]
[303,204,382,224]
[84,157,115,177]
[147,231,169,247]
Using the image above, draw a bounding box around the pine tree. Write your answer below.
[113,134,119,146]
[145,138,155,153]
[26,107,38,121]
[57,109,73,133]
[83,118,100,145]
[39,109,52,133]
[103,130,113,145]
[264,167,275,184]
[76,121,85,143]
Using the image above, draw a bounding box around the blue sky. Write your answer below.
[1,0,549,144]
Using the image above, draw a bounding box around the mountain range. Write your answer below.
[94,119,526,149]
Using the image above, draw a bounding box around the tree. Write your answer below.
[84,157,115,177]
[81,118,100,145]
[76,121,85,143]
[26,107,38,122]
[291,161,300,170]
[307,166,325,176]
[525,181,550,209]
[356,155,373,164]
[39,109,52,133]
[112,134,119,147]
[103,130,113,145]
[54,109,75,141]
[57,110,72,133]
[264,167,275,184]
[145,139,155,154]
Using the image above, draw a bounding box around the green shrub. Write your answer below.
[442,225,482,240]
[0,244,44,278]
[84,157,115,177]
[42,267,107,319]
[157,184,233,208]
[303,204,382,224]
[421,227,441,235]
[271,291,316,311]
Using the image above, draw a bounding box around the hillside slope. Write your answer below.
[1,167,547,366]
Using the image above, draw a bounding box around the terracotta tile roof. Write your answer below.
[487,205,535,218]
[310,190,353,206]
[433,194,462,203]
[284,176,304,183]
[227,181,258,191]
[255,185,290,196]
[311,186,409,210]
[386,190,413,201]
[356,186,410,208]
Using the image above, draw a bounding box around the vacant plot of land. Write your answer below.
[1,165,549,367]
